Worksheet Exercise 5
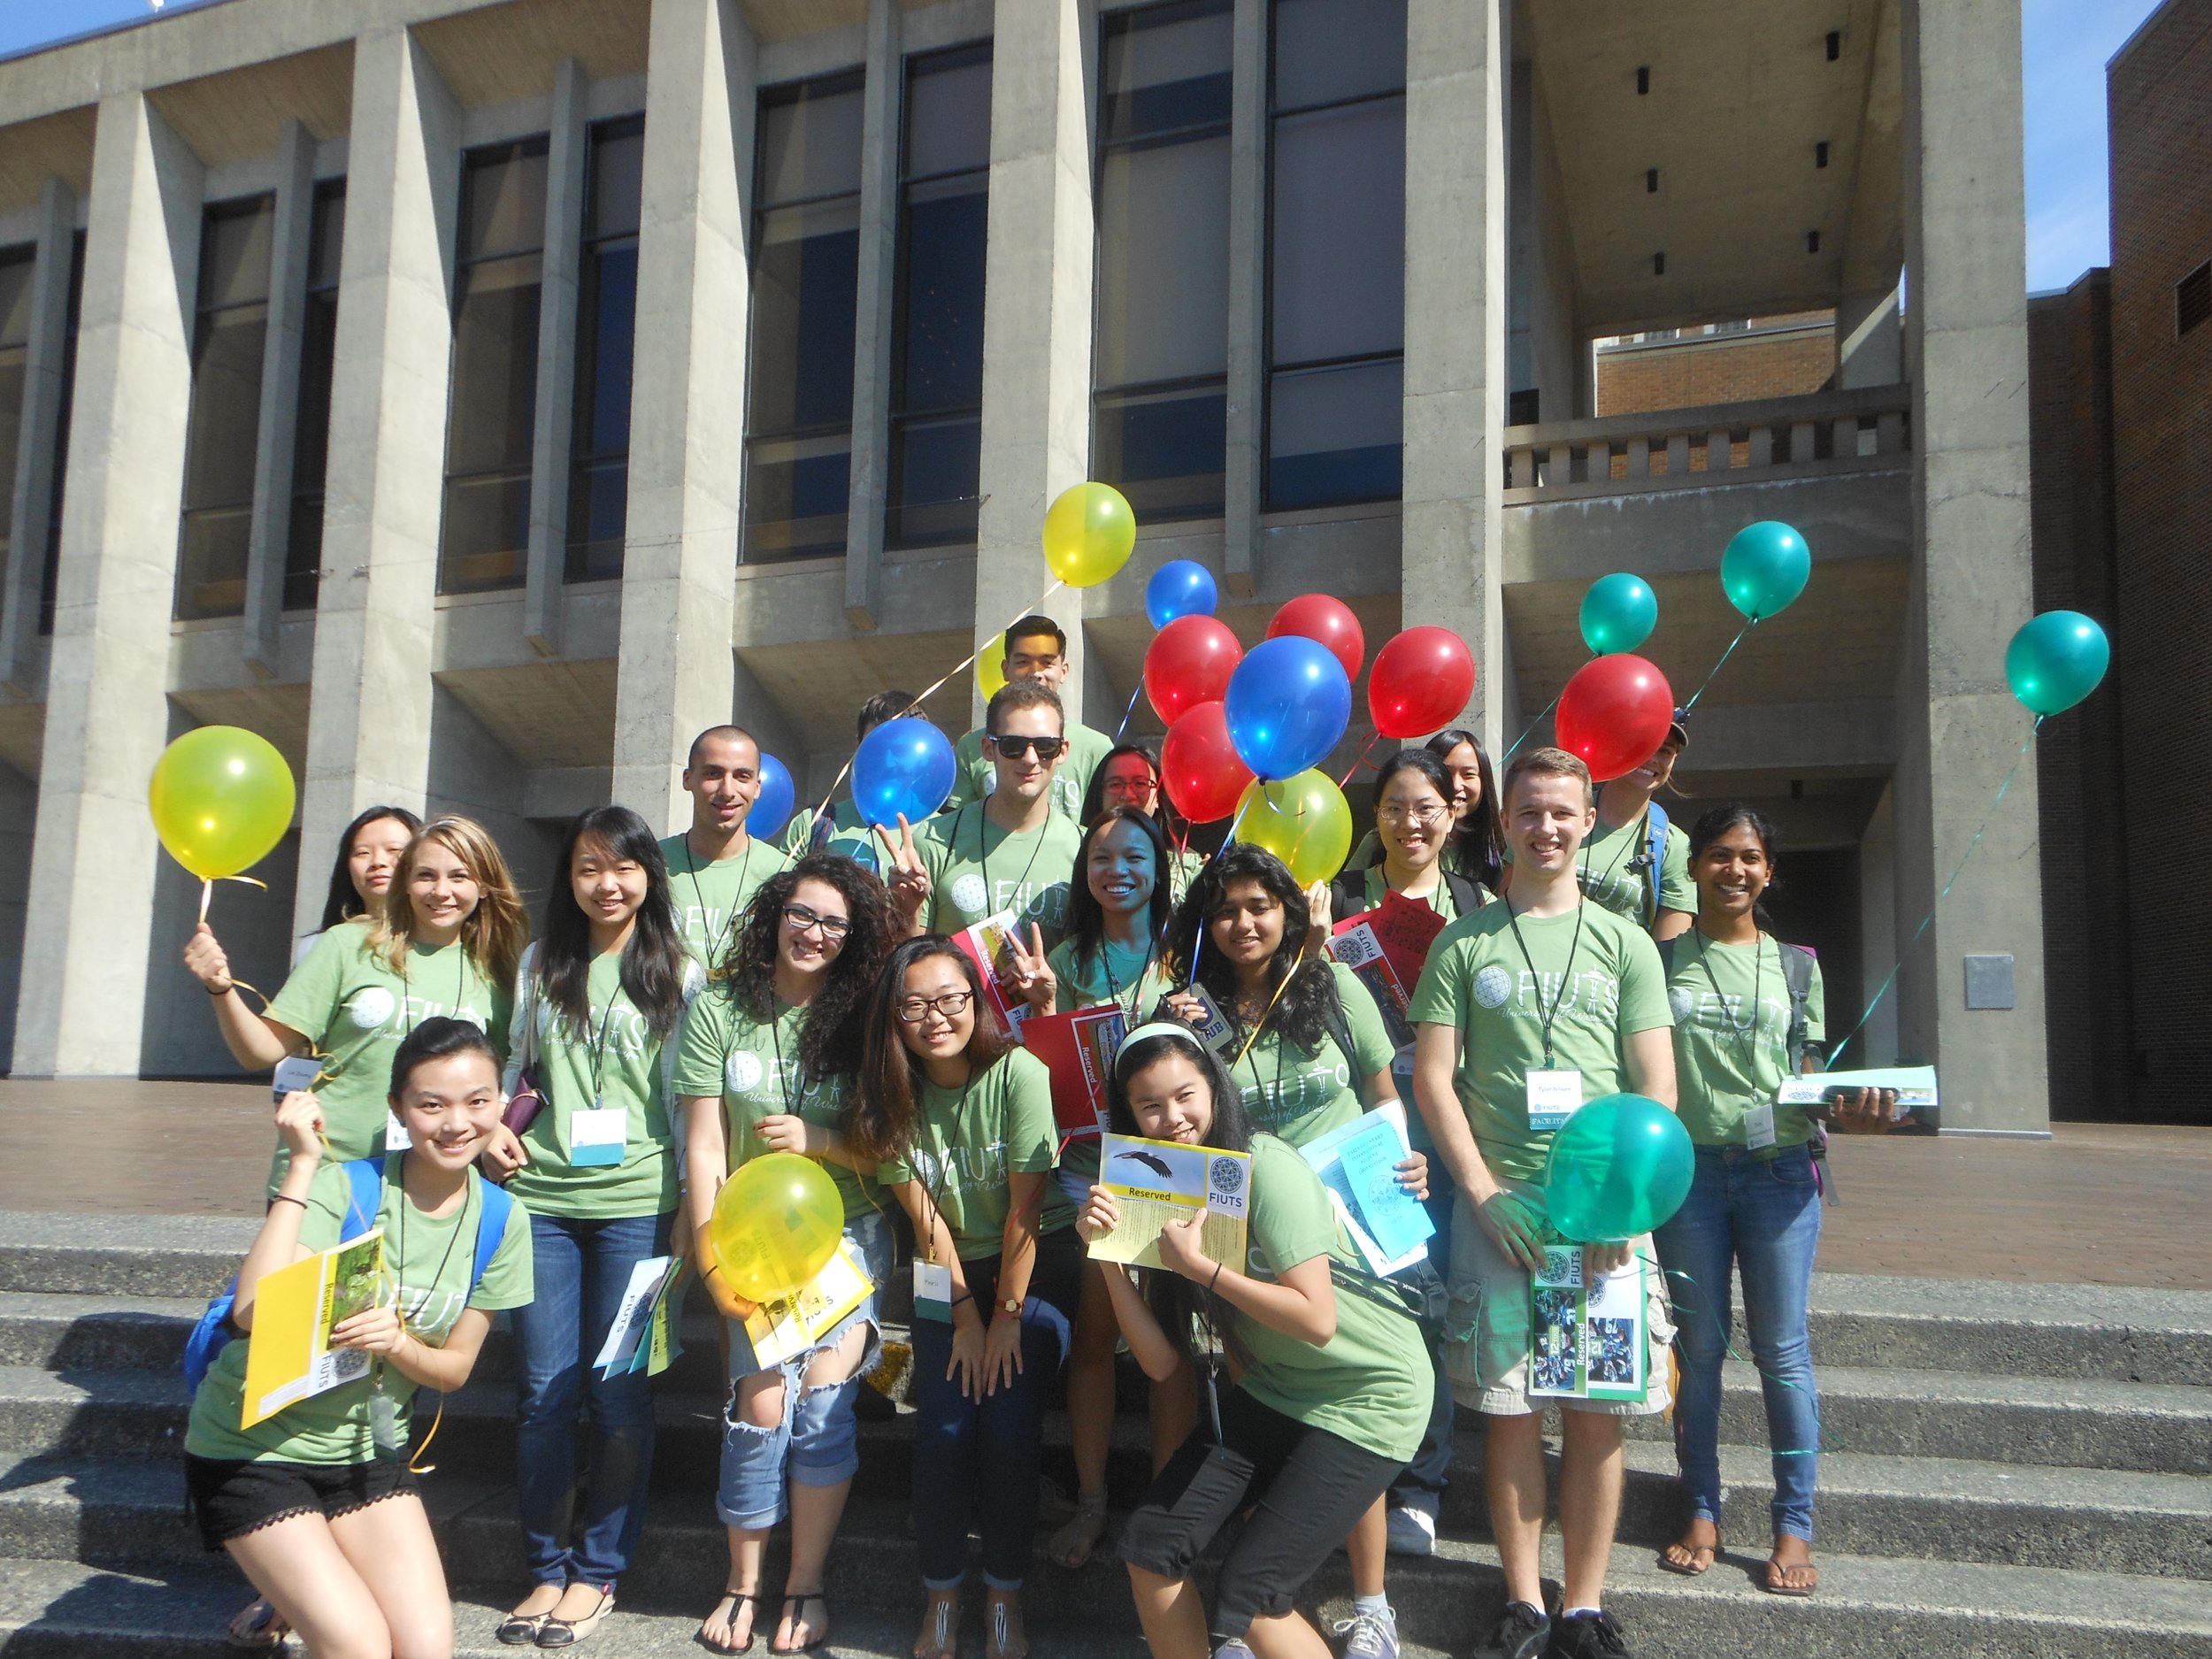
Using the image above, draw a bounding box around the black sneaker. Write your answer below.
[1466,1601,1550,1659]
[1547,1609,1632,1659]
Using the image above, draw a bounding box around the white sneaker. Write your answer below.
[1385,1502,1437,1556]
[1333,1611,1400,1659]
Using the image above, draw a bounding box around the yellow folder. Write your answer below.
[240,1231,385,1429]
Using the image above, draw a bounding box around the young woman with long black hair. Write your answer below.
[296,806,422,965]
[1078,1024,1432,1659]
[849,938,1082,1659]
[495,807,699,1648]
[677,856,900,1655]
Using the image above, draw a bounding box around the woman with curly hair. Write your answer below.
[675,856,900,1655]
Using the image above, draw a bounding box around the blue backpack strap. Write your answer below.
[340,1159,385,1240]
[469,1173,514,1293]
[1644,803,1671,924]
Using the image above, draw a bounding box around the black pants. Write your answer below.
[1118,1387,1405,1643]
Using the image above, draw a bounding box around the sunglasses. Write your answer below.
[988,734,1066,761]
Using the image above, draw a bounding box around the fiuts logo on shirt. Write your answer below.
[950,874,990,915]
[348,987,398,1029]
[726,1050,764,1093]
[1473,964,1514,1010]
[1669,987,1695,1024]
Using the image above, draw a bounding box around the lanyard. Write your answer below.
[683,839,755,971]
[393,1163,472,1336]
[969,803,1048,925]
[580,982,622,1103]
[1380,864,1455,922]
[1503,899,1587,1068]
[1098,935,1155,1020]
[1692,929,1766,1072]
[917,1071,974,1265]
[764,1002,803,1118]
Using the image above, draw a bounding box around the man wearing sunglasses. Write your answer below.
[890,680,1083,949]
[943,616,1115,821]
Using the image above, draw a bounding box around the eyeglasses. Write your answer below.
[1378,803,1450,827]
[988,734,1066,761]
[1102,775,1158,800]
[896,989,975,1024]
[781,904,850,941]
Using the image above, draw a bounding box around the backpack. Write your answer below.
[1622,804,1671,925]
[181,1159,514,1395]
[1330,865,1485,937]
[1657,932,1816,1072]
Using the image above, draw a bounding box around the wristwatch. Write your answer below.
[997,1295,1023,1317]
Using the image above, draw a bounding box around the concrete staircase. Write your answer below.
[0,1210,2208,1659]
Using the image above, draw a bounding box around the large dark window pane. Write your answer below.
[743,74,863,565]
[567,116,643,582]
[176,196,274,620]
[886,44,991,550]
[1272,0,1405,110]
[1102,0,1233,141]
[1266,357,1401,508]
[1097,136,1229,387]
[1094,387,1226,519]
[0,249,34,600]
[38,231,83,637]
[286,180,344,611]
[442,139,548,593]
[1269,100,1404,365]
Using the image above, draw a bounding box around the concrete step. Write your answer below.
[1,1528,2207,1659]
[0,1293,204,1371]
[0,1212,251,1301]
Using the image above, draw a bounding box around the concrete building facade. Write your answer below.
[0,0,2051,1132]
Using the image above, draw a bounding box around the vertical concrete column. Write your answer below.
[296,29,460,939]
[843,0,903,632]
[1402,0,1507,752]
[1220,0,1265,598]
[13,96,204,1076]
[1897,0,2047,1133]
[973,0,1094,726]
[0,179,77,692]
[613,0,754,826]
[525,58,589,656]
[243,121,317,679]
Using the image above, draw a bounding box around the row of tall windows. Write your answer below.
[0,231,84,638]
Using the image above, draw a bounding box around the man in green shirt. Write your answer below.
[888,681,1083,949]
[1506,724,1694,940]
[1408,747,1678,1659]
[661,726,788,971]
[943,616,1114,821]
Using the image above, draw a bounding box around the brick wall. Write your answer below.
[1595,321,1837,416]
[2108,0,2212,1124]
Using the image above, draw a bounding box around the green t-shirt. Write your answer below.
[505,949,695,1220]
[1048,937,1176,1180]
[1167,848,1207,906]
[1224,962,1395,1149]
[659,833,787,972]
[265,925,512,1187]
[1407,900,1673,1181]
[1667,932,1826,1148]
[1359,864,1486,924]
[778,798,884,877]
[185,1156,534,1464]
[946,721,1115,822]
[672,988,876,1224]
[878,1048,1075,1260]
[916,803,1083,949]
[1233,1135,1432,1463]
[1501,811,1693,926]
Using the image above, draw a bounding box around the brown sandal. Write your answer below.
[1763,1549,1819,1598]
[1657,1522,1721,1577]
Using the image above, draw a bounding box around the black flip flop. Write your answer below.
[772,1591,829,1655]
[696,1591,761,1656]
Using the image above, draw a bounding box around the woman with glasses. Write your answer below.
[848,938,1082,1659]
[676,857,901,1655]
[1078,742,1203,902]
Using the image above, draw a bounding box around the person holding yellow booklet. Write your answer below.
[677,856,901,1656]
[1077,1023,1432,1659]
[182,1020,533,1659]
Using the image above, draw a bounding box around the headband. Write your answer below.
[1114,1020,1203,1075]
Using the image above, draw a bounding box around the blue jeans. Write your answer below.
[718,1213,893,1530]
[511,1210,672,1587]
[1652,1143,1823,1541]
[1390,1185,1457,1517]
[909,1228,1081,1590]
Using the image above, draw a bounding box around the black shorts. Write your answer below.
[1118,1386,1404,1642]
[184,1454,418,1552]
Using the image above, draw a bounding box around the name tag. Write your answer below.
[912,1258,954,1324]
[272,1055,323,1102]
[569,1104,628,1168]
[1744,1101,1777,1150]
[1525,1067,1584,1133]
[384,1111,412,1152]
[368,1388,403,1454]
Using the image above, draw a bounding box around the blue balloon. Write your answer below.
[851,718,956,828]
[1223,636,1352,782]
[749,754,796,844]
[1146,560,1219,629]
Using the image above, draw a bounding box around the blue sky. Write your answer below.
[0,0,2170,295]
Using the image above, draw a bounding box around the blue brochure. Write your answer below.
[1298,1105,1435,1276]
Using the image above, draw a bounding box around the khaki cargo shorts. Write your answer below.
[1442,1181,1676,1418]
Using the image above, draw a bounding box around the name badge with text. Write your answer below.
[1525,1067,1585,1133]
[272,1055,323,1102]
[569,1104,628,1168]
[912,1258,954,1324]
[1744,1101,1777,1150]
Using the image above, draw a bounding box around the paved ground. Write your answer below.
[1,1079,2207,1287]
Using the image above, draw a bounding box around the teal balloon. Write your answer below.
[1720,521,1811,620]
[1542,1094,1694,1243]
[2005,611,2108,716]
[1579,573,1658,655]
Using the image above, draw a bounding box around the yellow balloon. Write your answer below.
[709,1152,845,1303]
[1041,481,1137,588]
[1233,770,1353,890]
[147,726,296,881]
[976,634,1008,702]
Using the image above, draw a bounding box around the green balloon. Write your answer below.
[1579,573,1658,655]
[2005,611,2109,717]
[1719,521,1810,620]
[1542,1094,1694,1243]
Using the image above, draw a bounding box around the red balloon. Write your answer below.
[1267,594,1365,683]
[1161,702,1253,823]
[1145,615,1244,725]
[1368,626,1477,739]
[1555,654,1676,782]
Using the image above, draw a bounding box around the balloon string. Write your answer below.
[1112,680,1145,743]
[1678,617,1761,720]
[1819,718,2042,1069]
[1337,731,1382,789]
[801,579,1068,837]
[197,874,270,923]
[1227,960,1302,1072]
[1502,692,1563,763]
[1631,1249,1829,1459]
[1181,792,1257,995]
